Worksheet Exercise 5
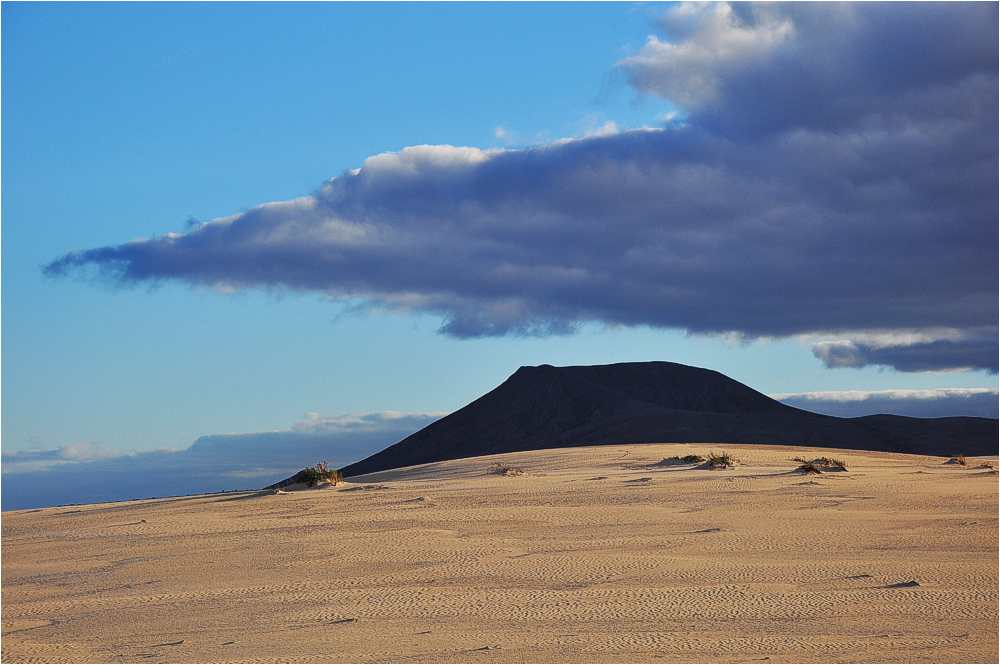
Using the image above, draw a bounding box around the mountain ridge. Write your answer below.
[334,361,998,478]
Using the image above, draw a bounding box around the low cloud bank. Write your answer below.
[811,334,998,374]
[772,388,998,419]
[1,412,443,511]
[44,3,997,373]
[2,441,125,474]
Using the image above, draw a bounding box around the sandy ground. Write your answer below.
[2,443,998,664]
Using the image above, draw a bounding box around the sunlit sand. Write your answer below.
[2,444,997,663]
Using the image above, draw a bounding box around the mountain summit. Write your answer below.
[338,362,998,477]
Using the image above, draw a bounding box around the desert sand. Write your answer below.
[2,444,998,663]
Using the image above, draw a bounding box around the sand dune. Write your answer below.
[2,444,997,663]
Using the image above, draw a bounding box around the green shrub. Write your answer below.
[299,461,343,487]
[706,451,739,468]
[681,454,706,464]
[299,467,321,486]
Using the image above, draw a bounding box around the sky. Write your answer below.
[3,2,997,510]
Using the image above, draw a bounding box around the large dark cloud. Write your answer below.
[45,3,998,372]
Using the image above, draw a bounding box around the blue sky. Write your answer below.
[3,3,997,509]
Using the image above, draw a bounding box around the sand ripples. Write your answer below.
[3,444,997,663]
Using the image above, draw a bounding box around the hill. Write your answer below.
[338,362,999,477]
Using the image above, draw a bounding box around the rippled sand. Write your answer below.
[2,444,997,663]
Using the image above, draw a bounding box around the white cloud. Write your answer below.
[290,411,449,435]
[359,144,495,177]
[1,441,126,474]
[618,2,794,107]
[58,441,123,461]
[770,388,998,403]
[772,388,998,419]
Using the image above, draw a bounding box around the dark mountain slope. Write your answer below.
[338,362,998,478]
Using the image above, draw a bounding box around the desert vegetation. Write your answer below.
[794,457,847,473]
[298,461,343,487]
[659,454,707,465]
[706,451,739,468]
[948,454,968,466]
[489,462,525,476]
[820,457,847,471]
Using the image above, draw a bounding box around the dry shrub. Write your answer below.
[821,457,847,471]
[798,462,822,474]
[490,462,525,477]
[949,454,968,466]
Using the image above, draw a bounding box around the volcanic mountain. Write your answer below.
[338,362,998,478]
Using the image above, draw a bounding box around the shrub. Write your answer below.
[490,462,525,476]
[299,461,343,487]
[821,457,847,471]
[706,451,739,468]
[299,467,321,486]
[798,462,822,474]
[949,454,968,467]
[657,454,705,466]
[793,456,808,463]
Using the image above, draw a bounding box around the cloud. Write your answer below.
[289,411,447,435]
[619,2,795,109]
[44,3,997,373]
[1,411,443,511]
[619,2,999,137]
[185,411,446,466]
[772,388,998,419]
[2,441,125,474]
[812,337,998,374]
